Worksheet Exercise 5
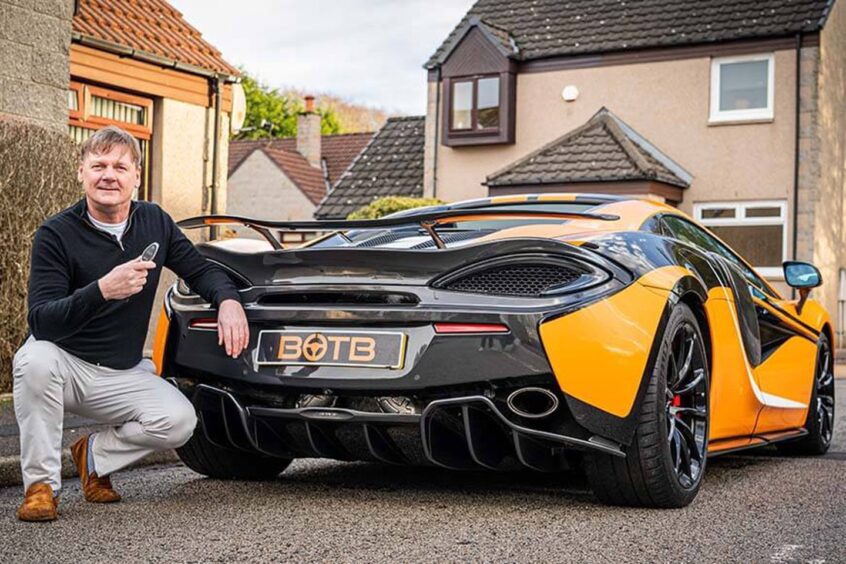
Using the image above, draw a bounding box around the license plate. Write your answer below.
[256,329,407,369]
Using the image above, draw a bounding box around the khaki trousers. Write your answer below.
[13,336,197,493]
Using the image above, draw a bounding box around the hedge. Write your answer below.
[346,196,444,220]
[0,119,80,392]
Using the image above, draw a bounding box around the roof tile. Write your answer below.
[427,0,833,67]
[315,117,426,219]
[73,0,239,75]
[486,108,692,188]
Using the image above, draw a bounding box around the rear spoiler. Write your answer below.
[177,209,620,250]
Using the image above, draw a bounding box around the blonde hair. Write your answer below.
[79,125,142,167]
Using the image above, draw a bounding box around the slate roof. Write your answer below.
[228,133,374,188]
[73,0,239,75]
[315,117,426,219]
[486,108,692,189]
[426,0,834,67]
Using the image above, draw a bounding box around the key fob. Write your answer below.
[140,242,159,262]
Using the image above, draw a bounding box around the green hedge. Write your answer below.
[346,196,444,220]
[0,119,80,392]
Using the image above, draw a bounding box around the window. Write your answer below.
[709,54,774,123]
[68,82,153,201]
[661,215,777,298]
[450,76,500,132]
[693,201,787,278]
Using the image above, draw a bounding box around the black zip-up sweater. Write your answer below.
[27,199,240,369]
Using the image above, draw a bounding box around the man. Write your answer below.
[14,125,248,522]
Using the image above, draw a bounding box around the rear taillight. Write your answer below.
[434,323,509,334]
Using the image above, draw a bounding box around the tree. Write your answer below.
[347,196,444,220]
[234,72,342,140]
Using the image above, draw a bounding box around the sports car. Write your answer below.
[152,194,835,508]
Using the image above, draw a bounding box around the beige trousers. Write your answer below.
[13,336,197,493]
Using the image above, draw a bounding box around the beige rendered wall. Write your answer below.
[430,48,798,245]
[227,150,316,234]
[815,1,846,342]
[145,97,232,355]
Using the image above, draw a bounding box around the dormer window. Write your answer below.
[451,76,500,131]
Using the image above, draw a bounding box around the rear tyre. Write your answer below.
[776,334,835,456]
[177,428,293,480]
[585,302,709,508]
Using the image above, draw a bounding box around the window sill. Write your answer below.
[707,116,774,127]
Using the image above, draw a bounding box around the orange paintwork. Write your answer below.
[703,289,765,440]
[753,337,816,433]
[151,306,170,376]
[539,269,675,418]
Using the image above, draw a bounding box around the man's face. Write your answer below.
[78,145,140,211]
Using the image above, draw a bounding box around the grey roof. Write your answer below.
[426,0,834,68]
[486,108,692,189]
[315,116,426,219]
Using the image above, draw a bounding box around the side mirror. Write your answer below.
[783,261,822,314]
[783,261,822,289]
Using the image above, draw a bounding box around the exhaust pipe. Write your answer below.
[506,387,559,419]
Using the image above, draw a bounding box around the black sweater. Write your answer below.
[27,199,239,369]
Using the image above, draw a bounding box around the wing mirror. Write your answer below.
[783,261,822,314]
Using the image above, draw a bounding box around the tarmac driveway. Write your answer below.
[1,381,844,563]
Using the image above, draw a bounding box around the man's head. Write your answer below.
[78,126,142,219]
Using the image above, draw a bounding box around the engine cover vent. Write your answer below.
[437,259,591,297]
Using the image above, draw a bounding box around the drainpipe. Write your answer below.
[209,76,222,240]
[432,68,441,199]
[792,32,802,264]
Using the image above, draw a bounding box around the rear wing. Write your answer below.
[177,209,620,250]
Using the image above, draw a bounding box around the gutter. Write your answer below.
[71,33,239,240]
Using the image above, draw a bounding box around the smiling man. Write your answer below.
[13,125,248,522]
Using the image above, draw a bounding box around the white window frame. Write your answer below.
[694,200,787,278]
[709,53,775,124]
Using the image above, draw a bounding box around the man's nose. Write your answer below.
[101,167,116,180]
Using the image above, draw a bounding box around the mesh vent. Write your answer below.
[442,264,584,297]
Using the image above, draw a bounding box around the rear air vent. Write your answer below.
[433,255,600,298]
[257,292,419,307]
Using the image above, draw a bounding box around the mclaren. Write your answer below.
[152,194,835,507]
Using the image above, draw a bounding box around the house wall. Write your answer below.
[144,97,232,355]
[0,0,73,130]
[815,0,846,343]
[227,150,316,232]
[431,49,798,217]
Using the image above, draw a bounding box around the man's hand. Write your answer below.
[98,259,156,300]
[218,299,249,358]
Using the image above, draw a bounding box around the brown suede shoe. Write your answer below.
[17,483,58,522]
[70,435,121,503]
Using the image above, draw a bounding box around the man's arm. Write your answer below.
[164,218,249,357]
[27,227,107,341]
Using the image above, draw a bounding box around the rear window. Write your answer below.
[307,202,602,250]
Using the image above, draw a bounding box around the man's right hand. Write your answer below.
[98,259,156,300]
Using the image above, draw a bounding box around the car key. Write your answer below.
[140,242,159,262]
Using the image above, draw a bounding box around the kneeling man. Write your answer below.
[14,125,248,521]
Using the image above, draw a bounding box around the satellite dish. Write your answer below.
[230,82,247,133]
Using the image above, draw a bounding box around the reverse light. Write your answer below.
[434,323,509,334]
[189,318,219,330]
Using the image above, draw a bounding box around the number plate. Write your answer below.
[256,330,407,369]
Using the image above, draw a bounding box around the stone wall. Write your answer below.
[795,46,821,264]
[0,0,73,130]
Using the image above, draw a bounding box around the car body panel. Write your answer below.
[154,193,831,466]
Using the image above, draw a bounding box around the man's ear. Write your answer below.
[77,163,84,182]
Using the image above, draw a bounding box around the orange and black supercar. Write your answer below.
[153,194,835,507]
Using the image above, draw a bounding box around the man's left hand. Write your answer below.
[218,299,249,358]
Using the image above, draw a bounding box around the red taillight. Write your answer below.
[433,323,510,334]
[189,318,218,329]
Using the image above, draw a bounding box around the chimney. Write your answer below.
[297,95,321,169]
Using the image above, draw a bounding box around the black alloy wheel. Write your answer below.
[585,303,710,508]
[778,334,835,455]
[665,322,709,489]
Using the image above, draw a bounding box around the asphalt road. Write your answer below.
[2,382,844,563]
